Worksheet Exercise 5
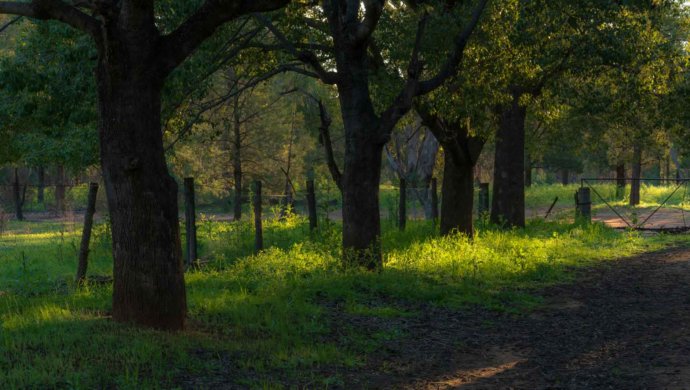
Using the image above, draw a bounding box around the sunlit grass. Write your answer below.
[0,204,689,387]
[526,183,690,210]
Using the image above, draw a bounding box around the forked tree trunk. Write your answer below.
[96,45,186,330]
[440,154,474,237]
[630,145,642,206]
[417,110,485,237]
[491,94,526,228]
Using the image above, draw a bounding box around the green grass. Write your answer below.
[525,183,690,210]
[1,206,689,388]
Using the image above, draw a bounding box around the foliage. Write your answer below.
[0,20,98,169]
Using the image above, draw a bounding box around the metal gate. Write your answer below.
[580,178,690,232]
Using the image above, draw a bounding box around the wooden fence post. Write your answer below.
[430,178,439,226]
[478,183,490,214]
[306,179,317,231]
[76,183,98,283]
[253,180,263,252]
[184,178,198,268]
[575,187,591,223]
[399,178,406,231]
[13,168,24,221]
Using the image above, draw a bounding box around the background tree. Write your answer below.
[260,0,489,267]
[0,0,290,330]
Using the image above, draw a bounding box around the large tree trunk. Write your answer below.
[336,52,386,269]
[630,145,642,206]
[96,43,186,330]
[491,94,526,228]
[440,154,474,237]
[341,138,384,269]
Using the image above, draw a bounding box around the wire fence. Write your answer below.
[579,178,690,230]
[0,178,441,229]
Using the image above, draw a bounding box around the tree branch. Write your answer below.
[253,13,340,84]
[378,13,428,138]
[353,0,383,42]
[416,0,489,95]
[158,0,290,76]
[316,99,342,191]
[0,0,100,35]
[284,88,342,190]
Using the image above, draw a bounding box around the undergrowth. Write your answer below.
[0,212,688,388]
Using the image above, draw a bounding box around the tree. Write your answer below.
[259,0,488,268]
[0,0,290,330]
[0,21,99,215]
[488,0,675,227]
[384,116,439,220]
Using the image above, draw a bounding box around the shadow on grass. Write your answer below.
[1,218,687,388]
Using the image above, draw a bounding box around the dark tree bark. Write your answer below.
[0,0,290,330]
[491,93,527,228]
[37,166,45,204]
[418,109,485,237]
[97,57,188,330]
[440,153,475,236]
[630,145,642,206]
[340,124,385,269]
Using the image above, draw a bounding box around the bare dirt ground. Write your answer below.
[340,245,690,389]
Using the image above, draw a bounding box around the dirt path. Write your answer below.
[345,246,690,389]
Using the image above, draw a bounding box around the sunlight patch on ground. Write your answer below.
[425,348,526,389]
